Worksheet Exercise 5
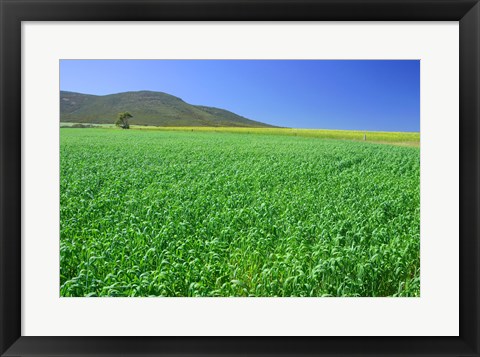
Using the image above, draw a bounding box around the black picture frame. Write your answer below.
[1,0,479,356]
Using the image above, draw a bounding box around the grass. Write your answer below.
[60,128,420,297]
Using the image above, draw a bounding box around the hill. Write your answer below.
[60,90,275,128]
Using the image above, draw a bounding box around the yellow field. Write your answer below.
[132,126,420,146]
[60,123,420,146]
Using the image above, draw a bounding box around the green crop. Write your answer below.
[60,128,420,297]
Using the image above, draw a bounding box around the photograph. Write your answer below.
[60,59,420,297]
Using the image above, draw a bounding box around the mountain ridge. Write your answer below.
[60,90,275,128]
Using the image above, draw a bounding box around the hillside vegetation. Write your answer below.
[60,90,275,128]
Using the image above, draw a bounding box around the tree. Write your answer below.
[115,112,132,129]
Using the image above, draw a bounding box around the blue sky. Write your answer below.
[60,60,420,132]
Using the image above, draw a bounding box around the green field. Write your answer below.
[60,128,420,297]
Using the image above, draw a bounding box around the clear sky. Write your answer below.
[60,60,420,132]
